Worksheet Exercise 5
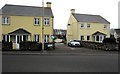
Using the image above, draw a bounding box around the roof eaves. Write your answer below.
[72,13,79,22]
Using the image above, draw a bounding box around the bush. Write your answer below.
[103,38,116,44]
[20,41,42,51]
[2,41,13,51]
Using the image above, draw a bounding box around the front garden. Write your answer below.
[2,41,55,51]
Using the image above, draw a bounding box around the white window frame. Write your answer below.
[34,18,40,25]
[80,24,84,28]
[44,18,50,25]
[34,34,39,42]
[87,24,90,28]
[2,17,9,24]
[44,35,49,43]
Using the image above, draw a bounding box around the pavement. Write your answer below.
[1,43,119,55]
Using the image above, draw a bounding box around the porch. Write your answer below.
[3,28,31,49]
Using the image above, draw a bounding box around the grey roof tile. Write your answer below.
[72,13,110,24]
[8,28,31,35]
[92,31,106,35]
[1,4,53,17]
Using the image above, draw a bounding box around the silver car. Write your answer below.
[68,40,81,47]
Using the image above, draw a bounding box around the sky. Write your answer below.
[0,0,119,29]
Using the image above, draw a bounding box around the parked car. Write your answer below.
[68,40,81,47]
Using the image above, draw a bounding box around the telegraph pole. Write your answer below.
[42,0,44,51]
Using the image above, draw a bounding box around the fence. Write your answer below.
[81,41,119,51]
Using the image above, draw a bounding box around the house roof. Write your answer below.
[72,13,110,24]
[8,28,31,35]
[1,4,53,17]
[92,31,106,36]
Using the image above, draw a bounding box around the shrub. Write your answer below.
[103,38,116,44]
[20,41,42,51]
[2,40,13,51]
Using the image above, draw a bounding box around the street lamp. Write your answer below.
[42,0,44,51]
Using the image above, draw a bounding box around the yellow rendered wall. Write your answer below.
[78,22,110,41]
[2,15,53,43]
[67,14,78,42]
[67,14,110,42]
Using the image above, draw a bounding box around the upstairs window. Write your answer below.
[87,24,90,28]
[104,24,107,29]
[68,24,70,26]
[44,18,50,25]
[34,18,40,25]
[2,17,9,24]
[80,24,84,28]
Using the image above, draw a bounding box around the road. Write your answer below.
[2,54,118,72]
[2,43,119,72]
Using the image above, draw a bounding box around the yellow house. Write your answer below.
[67,9,110,43]
[0,2,54,49]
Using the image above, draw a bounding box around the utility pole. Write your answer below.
[42,0,44,51]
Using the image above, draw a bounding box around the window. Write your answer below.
[80,24,84,28]
[68,24,70,26]
[44,35,49,42]
[34,35,39,42]
[2,17,9,24]
[44,18,50,25]
[104,24,107,29]
[81,35,84,40]
[87,36,90,41]
[3,35,9,42]
[34,18,40,25]
[87,24,90,28]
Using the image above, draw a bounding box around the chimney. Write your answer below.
[46,2,51,8]
[71,9,75,13]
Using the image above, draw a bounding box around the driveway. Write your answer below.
[52,43,118,54]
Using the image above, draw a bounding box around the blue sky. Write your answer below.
[0,0,119,29]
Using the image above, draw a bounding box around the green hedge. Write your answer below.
[20,41,42,51]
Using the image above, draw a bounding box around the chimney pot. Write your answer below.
[46,2,52,8]
[71,9,75,13]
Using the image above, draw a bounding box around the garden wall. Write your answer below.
[81,41,119,51]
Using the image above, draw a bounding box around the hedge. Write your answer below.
[81,41,119,51]
[2,41,13,51]
[20,41,42,51]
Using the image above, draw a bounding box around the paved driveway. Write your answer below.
[51,43,118,54]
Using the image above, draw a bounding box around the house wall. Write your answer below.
[78,22,110,41]
[67,14,110,43]
[2,15,53,43]
[67,14,78,42]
